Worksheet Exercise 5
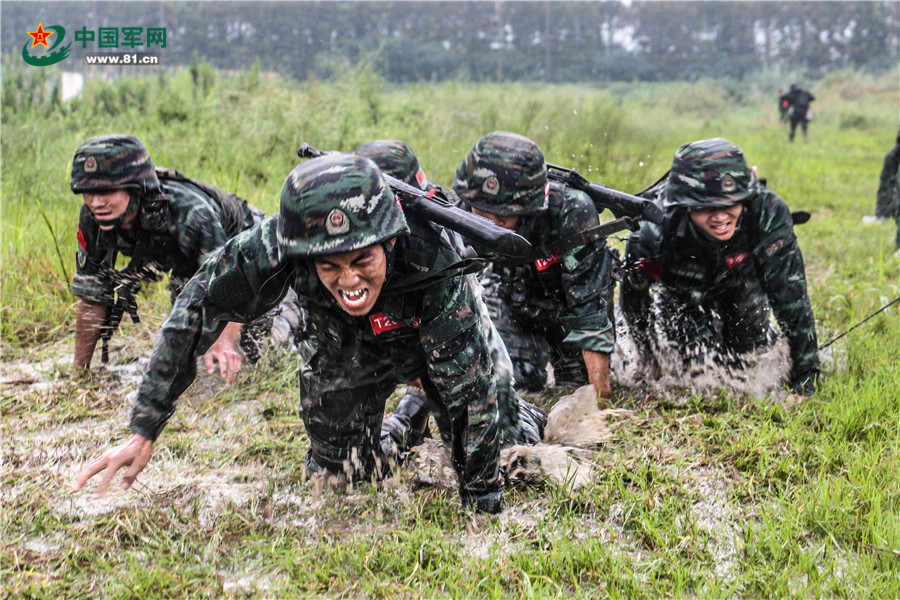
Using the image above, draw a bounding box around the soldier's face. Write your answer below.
[314,244,388,316]
[689,203,743,241]
[83,189,132,230]
[471,207,520,231]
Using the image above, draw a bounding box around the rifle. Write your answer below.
[546,163,664,225]
[98,273,141,364]
[298,144,534,262]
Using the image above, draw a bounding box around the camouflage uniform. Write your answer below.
[620,138,820,395]
[875,128,900,249]
[70,134,298,363]
[129,154,542,513]
[355,139,546,445]
[453,131,616,391]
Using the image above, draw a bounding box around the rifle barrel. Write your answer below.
[386,175,534,261]
[547,164,663,225]
[298,143,534,261]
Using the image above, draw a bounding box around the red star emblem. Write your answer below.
[27,22,53,48]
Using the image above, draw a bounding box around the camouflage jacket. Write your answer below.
[621,187,819,394]
[490,182,615,353]
[875,144,900,220]
[129,215,501,505]
[72,178,258,305]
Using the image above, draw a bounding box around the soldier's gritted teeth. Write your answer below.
[314,244,388,316]
[689,204,743,242]
[83,189,133,230]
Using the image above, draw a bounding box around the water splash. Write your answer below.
[611,305,791,400]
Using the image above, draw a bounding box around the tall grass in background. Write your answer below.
[2,65,895,347]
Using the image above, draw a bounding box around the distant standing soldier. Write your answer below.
[781,84,816,142]
[70,134,292,383]
[453,131,616,402]
[620,138,820,397]
[870,126,900,250]
[73,153,546,514]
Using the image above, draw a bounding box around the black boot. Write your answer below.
[380,386,432,458]
[518,397,548,444]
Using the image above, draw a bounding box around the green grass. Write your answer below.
[2,66,899,598]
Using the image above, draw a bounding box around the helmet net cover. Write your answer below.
[70,134,159,194]
[277,153,409,259]
[663,137,759,209]
[452,131,548,216]
[354,140,428,190]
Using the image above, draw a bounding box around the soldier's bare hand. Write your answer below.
[203,344,243,386]
[71,434,154,497]
[204,322,244,386]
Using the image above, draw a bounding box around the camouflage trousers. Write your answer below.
[480,271,614,392]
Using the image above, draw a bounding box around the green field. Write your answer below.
[2,66,898,598]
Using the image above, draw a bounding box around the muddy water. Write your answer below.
[405,385,632,491]
[610,305,794,401]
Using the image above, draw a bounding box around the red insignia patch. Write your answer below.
[636,258,663,281]
[370,313,420,335]
[534,253,561,271]
[77,226,87,251]
[725,252,750,269]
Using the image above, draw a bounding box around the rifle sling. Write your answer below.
[382,257,487,296]
[527,217,634,262]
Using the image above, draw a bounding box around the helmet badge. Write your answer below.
[84,156,98,173]
[721,175,736,193]
[326,208,350,235]
[482,175,500,196]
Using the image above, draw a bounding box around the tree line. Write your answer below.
[3,1,897,83]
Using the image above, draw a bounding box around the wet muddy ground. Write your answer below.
[2,315,817,595]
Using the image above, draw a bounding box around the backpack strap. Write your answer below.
[156,167,250,238]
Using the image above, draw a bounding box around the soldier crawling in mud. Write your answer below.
[452,131,617,402]
[70,134,298,384]
[354,138,532,444]
[620,138,820,397]
[73,153,546,514]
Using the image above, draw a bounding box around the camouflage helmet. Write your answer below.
[277,153,409,259]
[354,140,428,190]
[70,134,160,195]
[663,138,759,209]
[452,131,548,216]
